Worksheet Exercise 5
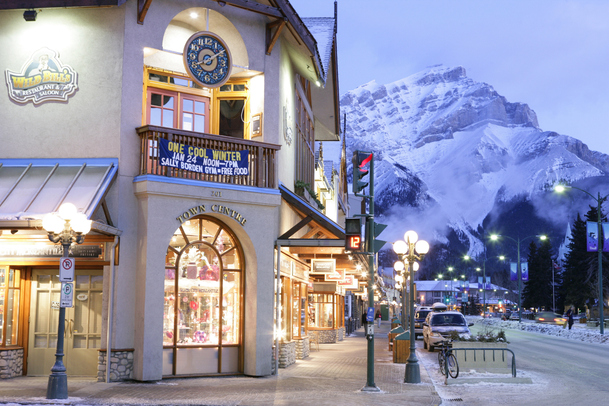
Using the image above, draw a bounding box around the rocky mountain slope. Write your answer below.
[332,66,609,265]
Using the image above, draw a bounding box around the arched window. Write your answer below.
[163,216,243,375]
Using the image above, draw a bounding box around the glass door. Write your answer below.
[27,269,103,376]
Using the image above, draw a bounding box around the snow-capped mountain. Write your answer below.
[335,66,609,260]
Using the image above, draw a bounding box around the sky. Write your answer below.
[290,0,609,155]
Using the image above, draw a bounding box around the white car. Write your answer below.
[422,310,473,352]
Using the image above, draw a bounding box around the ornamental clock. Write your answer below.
[183,31,232,88]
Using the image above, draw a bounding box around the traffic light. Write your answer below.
[352,150,373,195]
[345,217,362,251]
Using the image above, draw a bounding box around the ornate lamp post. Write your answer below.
[555,184,608,334]
[394,260,419,328]
[42,203,92,399]
[393,230,429,384]
[490,234,546,323]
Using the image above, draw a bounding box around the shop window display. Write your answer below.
[0,267,21,346]
[308,293,335,329]
[163,217,243,374]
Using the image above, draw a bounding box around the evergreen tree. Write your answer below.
[523,240,553,310]
[558,207,609,313]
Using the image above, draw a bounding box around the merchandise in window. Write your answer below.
[164,218,243,349]
[0,267,21,346]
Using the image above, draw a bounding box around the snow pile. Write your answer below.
[472,316,609,344]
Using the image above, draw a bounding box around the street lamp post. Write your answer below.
[394,261,406,328]
[463,255,488,317]
[393,231,429,384]
[447,267,455,307]
[490,234,546,323]
[555,184,608,334]
[42,203,92,399]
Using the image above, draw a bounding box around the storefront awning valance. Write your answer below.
[0,158,118,226]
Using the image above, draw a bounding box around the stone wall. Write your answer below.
[295,337,309,359]
[0,348,23,378]
[311,329,337,344]
[97,350,134,382]
[278,341,296,368]
[338,327,345,341]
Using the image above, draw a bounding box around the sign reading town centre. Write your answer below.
[158,138,249,176]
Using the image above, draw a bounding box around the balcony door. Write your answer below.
[27,269,103,377]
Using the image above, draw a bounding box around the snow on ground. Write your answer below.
[471,316,609,344]
[416,316,608,405]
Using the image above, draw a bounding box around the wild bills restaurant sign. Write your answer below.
[5,47,78,104]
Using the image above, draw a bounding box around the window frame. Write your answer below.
[144,68,250,139]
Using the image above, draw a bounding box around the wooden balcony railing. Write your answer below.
[137,125,281,189]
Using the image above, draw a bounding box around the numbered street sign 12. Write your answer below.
[59,257,75,282]
[60,282,74,308]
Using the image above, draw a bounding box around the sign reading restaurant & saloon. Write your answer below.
[5,47,78,104]
[158,138,249,176]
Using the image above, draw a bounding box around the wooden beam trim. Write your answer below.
[278,215,313,240]
[0,0,126,9]
[137,0,152,25]
[302,226,323,239]
[266,19,286,55]
[212,0,283,18]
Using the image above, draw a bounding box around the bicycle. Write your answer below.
[437,340,459,378]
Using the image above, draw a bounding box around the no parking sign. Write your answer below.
[59,257,75,282]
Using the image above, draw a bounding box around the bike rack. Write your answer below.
[449,347,517,378]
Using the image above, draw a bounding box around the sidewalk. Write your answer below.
[0,321,441,406]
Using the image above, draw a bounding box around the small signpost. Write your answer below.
[60,282,73,308]
[59,257,75,282]
[367,306,375,322]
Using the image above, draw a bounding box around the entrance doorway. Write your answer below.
[27,269,103,376]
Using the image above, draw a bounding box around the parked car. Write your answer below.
[535,311,566,326]
[422,311,473,352]
[414,309,432,339]
[509,312,520,320]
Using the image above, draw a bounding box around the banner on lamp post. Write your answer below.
[510,262,528,281]
[587,221,599,252]
[603,222,609,252]
[521,262,529,282]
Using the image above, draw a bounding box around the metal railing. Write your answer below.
[449,347,517,378]
[137,125,281,188]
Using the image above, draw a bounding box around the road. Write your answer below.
[417,323,609,405]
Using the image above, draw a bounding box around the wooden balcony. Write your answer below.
[137,125,281,189]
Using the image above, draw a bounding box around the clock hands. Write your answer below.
[196,49,226,66]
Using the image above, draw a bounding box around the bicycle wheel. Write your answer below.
[447,353,459,379]
[438,353,446,376]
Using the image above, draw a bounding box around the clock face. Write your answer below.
[183,31,232,88]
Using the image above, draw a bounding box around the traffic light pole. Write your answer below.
[363,156,379,392]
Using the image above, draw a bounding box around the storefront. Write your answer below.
[162,215,244,375]
[0,235,117,378]
[275,251,310,367]
[1,0,342,382]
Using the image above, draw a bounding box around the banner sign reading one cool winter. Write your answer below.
[5,47,78,105]
[604,223,609,252]
[158,138,249,176]
[587,221,599,252]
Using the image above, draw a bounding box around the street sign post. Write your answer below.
[367,306,375,322]
[60,282,73,308]
[59,257,75,282]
